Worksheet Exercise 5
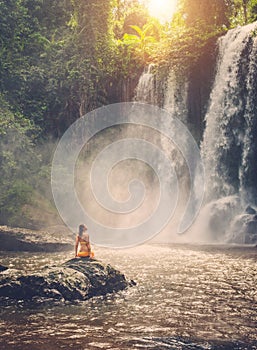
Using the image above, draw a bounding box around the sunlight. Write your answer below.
[147,0,178,23]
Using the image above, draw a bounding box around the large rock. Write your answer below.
[207,196,242,239]
[189,195,243,242]
[200,197,257,244]
[226,213,257,244]
[0,258,134,303]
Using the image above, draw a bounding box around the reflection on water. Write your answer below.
[0,244,257,349]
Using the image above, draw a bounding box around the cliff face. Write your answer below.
[187,36,218,142]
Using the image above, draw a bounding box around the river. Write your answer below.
[0,244,257,349]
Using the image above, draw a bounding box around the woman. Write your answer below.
[75,224,94,258]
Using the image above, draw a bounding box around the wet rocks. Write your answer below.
[196,197,257,244]
[0,225,73,252]
[0,265,8,272]
[244,205,256,215]
[226,213,257,244]
[196,195,243,241]
[132,337,257,349]
[0,258,133,303]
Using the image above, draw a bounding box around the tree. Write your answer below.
[180,0,230,28]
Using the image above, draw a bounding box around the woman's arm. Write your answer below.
[75,236,79,257]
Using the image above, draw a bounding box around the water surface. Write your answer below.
[0,244,257,349]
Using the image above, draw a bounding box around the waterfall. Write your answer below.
[195,22,257,243]
[240,32,257,203]
[134,64,201,242]
[163,70,188,124]
[135,64,189,124]
[201,22,257,203]
[134,25,257,243]
[135,64,157,104]
[135,25,257,194]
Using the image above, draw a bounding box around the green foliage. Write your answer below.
[0,95,40,225]
[0,0,120,225]
[0,180,33,226]
[0,0,116,135]
[249,0,257,21]
[122,23,158,62]
[156,23,224,72]
[112,0,149,39]
[180,0,231,27]
[41,0,117,133]
[117,1,227,77]
[160,0,257,74]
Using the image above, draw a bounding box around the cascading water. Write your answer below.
[135,64,189,125]
[240,30,257,202]
[163,70,188,125]
[198,22,257,243]
[134,64,202,242]
[134,22,257,244]
[135,64,157,104]
[201,22,257,203]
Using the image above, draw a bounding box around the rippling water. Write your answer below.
[0,244,257,349]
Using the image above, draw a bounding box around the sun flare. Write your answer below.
[147,0,178,23]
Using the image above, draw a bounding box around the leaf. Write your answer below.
[129,24,143,37]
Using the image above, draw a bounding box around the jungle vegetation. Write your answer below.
[1,0,257,226]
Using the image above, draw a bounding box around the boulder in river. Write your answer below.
[225,213,257,244]
[0,258,135,303]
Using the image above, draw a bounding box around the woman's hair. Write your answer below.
[79,224,87,236]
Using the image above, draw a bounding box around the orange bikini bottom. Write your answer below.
[77,251,95,258]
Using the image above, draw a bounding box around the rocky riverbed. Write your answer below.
[0,225,73,252]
